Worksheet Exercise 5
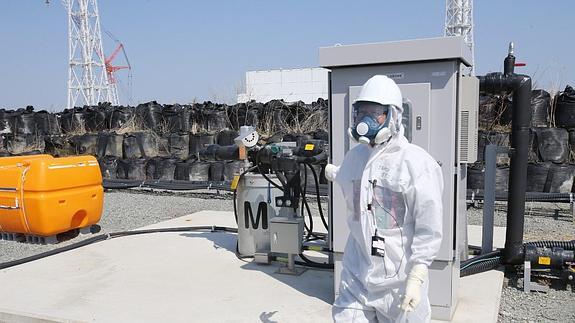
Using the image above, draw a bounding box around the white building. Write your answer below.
[237,68,329,104]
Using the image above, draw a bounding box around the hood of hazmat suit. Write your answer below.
[348,75,404,147]
[332,75,444,322]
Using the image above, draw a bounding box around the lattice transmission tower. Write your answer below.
[445,0,474,72]
[48,0,119,108]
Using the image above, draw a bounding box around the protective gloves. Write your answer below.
[400,263,428,312]
[324,164,340,182]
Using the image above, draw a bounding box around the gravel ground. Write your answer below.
[468,201,575,323]
[0,191,572,322]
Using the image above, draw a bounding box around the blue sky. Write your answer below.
[0,1,573,110]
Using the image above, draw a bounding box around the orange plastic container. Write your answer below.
[0,154,103,236]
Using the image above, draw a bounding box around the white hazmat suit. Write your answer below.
[330,76,444,322]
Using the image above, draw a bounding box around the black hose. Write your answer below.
[298,252,334,269]
[460,257,502,277]
[467,189,573,203]
[232,165,259,225]
[459,240,575,277]
[305,163,329,231]
[301,164,314,238]
[524,240,575,250]
[257,166,284,191]
[302,245,332,253]
[103,179,233,192]
[233,188,238,224]
[0,225,238,270]
[460,249,502,269]
[300,168,324,240]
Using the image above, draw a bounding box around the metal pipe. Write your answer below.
[478,43,532,265]
[505,74,532,264]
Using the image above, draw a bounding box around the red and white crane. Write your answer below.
[46,0,130,108]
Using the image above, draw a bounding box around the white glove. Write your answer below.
[400,264,427,312]
[324,164,340,182]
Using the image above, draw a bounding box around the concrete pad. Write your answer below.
[0,211,334,323]
[0,212,504,323]
[432,270,504,323]
[467,225,507,250]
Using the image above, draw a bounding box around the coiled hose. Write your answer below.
[460,250,502,277]
[524,240,575,249]
[460,240,575,277]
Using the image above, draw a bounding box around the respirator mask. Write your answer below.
[348,101,395,145]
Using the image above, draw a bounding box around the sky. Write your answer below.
[0,1,573,111]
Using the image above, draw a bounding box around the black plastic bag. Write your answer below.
[190,161,210,181]
[59,107,87,132]
[165,132,189,160]
[9,107,36,135]
[44,135,74,156]
[466,164,509,192]
[123,132,159,159]
[117,158,148,180]
[98,157,119,179]
[228,102,260,130]
[97,132,123,158]
[70,134,99,156]
[85,105,111,132]
[146,157,178,180]
[136,101,164,132]
[554,85,575,128]
[5,134,44,155]
[189,133,216,156]
[532,127,569,163]
[530,90,550,127]
[526,162,551,192]
[34,110,60,135]
[175,160,210,181]
[216,129,238,146]
[477,131,510,163]
[209,161,225,181]
[223,161,243,181]
[0,110,11,135]
[545,164,575,193]
[162,104,186,133]
[110,106,135,130]
[202,104,229,132]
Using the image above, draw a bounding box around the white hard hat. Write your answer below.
[354,75,403,113]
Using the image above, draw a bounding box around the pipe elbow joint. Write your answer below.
[503,243,526,265]
[511,74,532,90]
[479,72,511,93]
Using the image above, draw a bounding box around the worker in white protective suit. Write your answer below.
[326,75,444,322]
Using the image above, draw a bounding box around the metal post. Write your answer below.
[482,144,497,254]
[287,253,295,271]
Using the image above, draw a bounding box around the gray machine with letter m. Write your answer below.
[319,37,479,320]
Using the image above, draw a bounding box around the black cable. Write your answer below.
[305,163,329,231]
[235,241,254,262]
[257,166,284,191]
[524,240,575,250]
[460,249,502,268]
[232,165,258,225]
[0,226,238,270]
[460,257,502,277]
[233,188,238,224]
[370,187,405,279]
[302,245,333,253]
[298,252,333,269]
[301,163,312,237]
